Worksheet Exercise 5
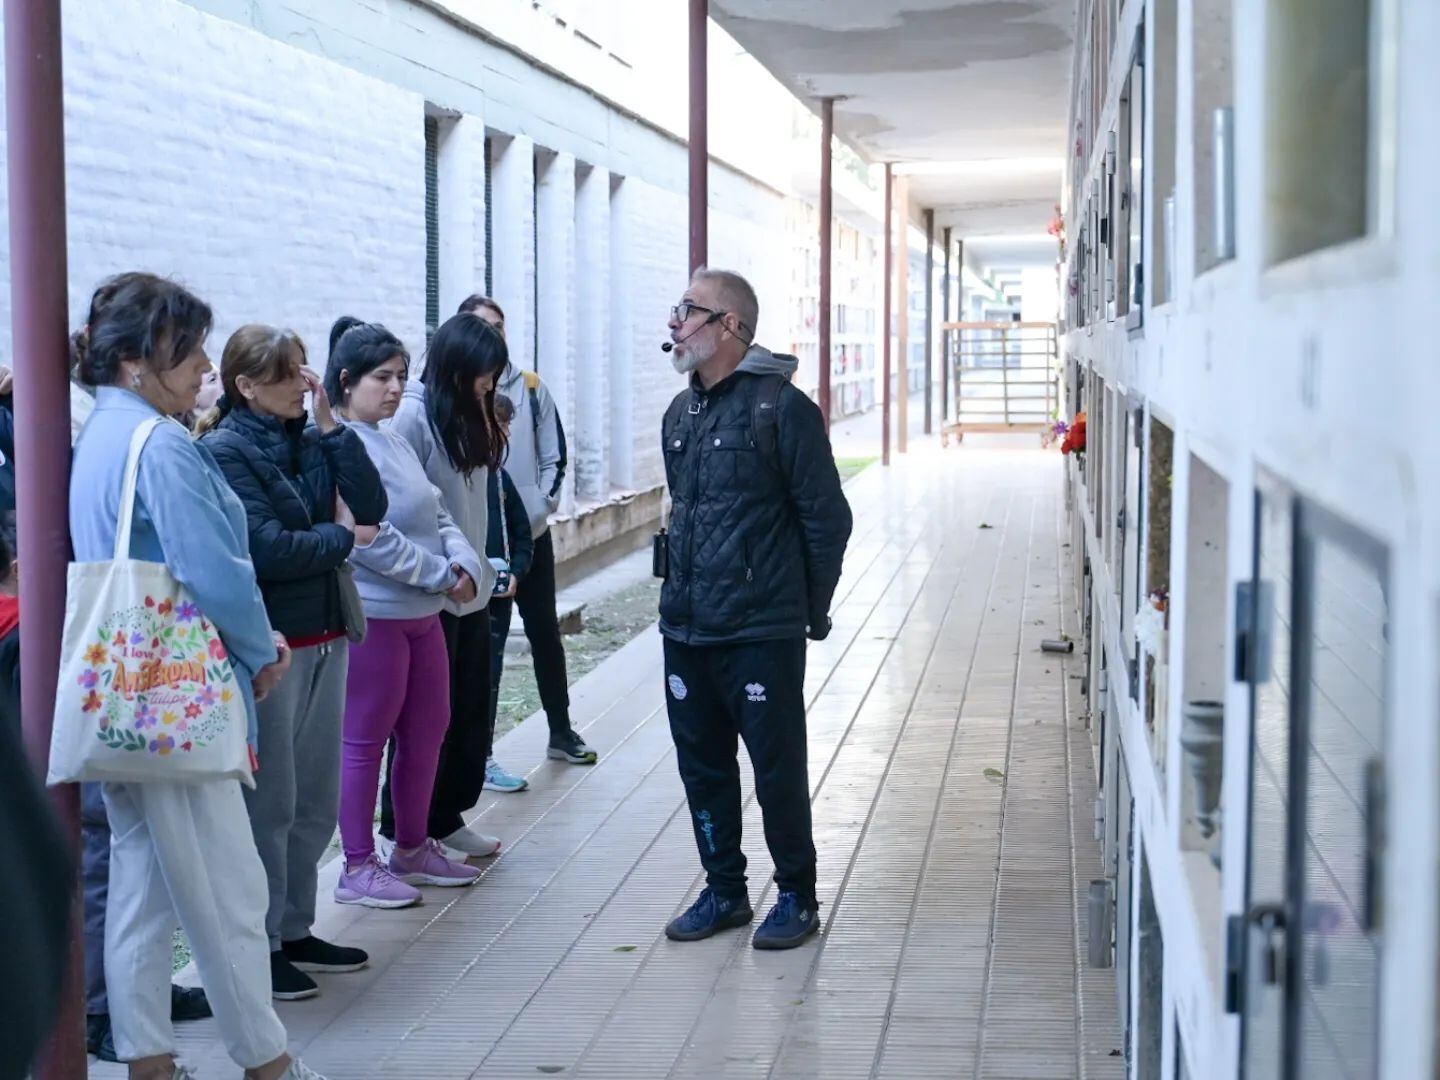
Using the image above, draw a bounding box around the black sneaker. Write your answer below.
[170,984,212,1022]
[282,935,370,973]
[547,728,598,764]
[665,887,754,942]
[752,891,821,950]
[270,951,320,1001]
[86,1013,117,1063]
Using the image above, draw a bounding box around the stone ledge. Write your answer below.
[550,484,665,590]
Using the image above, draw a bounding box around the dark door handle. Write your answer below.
[1248,902,1287,987]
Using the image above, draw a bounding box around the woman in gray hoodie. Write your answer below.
[381,314,507,858]
[324,319,487,910]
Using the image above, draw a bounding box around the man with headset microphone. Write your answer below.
[654,267,851,949]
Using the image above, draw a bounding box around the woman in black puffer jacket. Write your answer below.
[199,324,387,1002]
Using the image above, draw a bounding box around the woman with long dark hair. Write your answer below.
[456,295,597,772]
[381,313,508,857]
[325,318,486,908]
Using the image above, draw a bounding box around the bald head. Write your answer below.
[691,267,758,343]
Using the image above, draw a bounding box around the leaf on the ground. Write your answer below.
[612,944,637,952]
[538,1067,566,1074]
[791,998,805,1006]
[978,522,994,529]
[983,767,1005,780]
[1109,1049,1122,1057]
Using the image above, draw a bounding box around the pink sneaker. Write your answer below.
[389,838,482,887]
[336,854,422,909]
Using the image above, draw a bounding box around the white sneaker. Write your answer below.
[440,824,502,858]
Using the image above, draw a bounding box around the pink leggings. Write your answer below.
[339,615,450,862]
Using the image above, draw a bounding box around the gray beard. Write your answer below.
[669,349,704,375]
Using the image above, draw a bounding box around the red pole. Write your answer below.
[688,0,707,274]
[882,163,893,467]
[817,97,833,431]
[6,1,84,1077]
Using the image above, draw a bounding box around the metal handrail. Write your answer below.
[940,321,1060,444]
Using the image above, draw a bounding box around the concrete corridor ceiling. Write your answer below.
[710,0,1073,253]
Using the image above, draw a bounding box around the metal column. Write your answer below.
[941,226,951,422]
[954,237,965,423]
[881,163,893,467]
[895,174,908,454]
[6,0,83,1076]
[818,97,833,432]
[923,208,933,435]
[688,0,707,273]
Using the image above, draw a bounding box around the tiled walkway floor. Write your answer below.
[94,440,1122,1079]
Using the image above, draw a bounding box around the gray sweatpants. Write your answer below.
[243,639,348,951]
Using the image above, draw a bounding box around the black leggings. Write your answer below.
[489,530,571,739]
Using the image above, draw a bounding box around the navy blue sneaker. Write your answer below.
[752,891,821,950]
[665,886,755,942]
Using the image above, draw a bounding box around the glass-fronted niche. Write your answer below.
[1241,478,1388,1080]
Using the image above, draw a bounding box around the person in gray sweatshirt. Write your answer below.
[380,313,508,859]
[324,319,487,910]
[458,294,598,769]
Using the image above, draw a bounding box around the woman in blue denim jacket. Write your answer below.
[68,273,324,1080]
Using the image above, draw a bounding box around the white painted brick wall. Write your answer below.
[0,0,425,362]
[0,0,826,514]
[435,111,487,328]
[620,179,689,492]
[607,175,636,490]
[488,132,535,378]
[535,149,576,512]
[573,164,610,502]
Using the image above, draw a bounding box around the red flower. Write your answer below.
[144,596,155,608]
[82,690,103,713]
[208,637,227,661]
[181,741,193,752]
[158,599,173,617]
[184,703,201,719]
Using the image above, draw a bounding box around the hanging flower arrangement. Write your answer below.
[1061,411,1087,456]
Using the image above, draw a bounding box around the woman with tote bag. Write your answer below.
[199,325,387,1002]
[62,273,325,1080]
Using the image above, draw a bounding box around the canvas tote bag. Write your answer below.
[48,416,253,787]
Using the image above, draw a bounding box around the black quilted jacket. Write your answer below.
[659,370,852,645]
[203,407,387,640]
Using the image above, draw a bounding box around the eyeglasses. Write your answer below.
[670,301,722,324]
